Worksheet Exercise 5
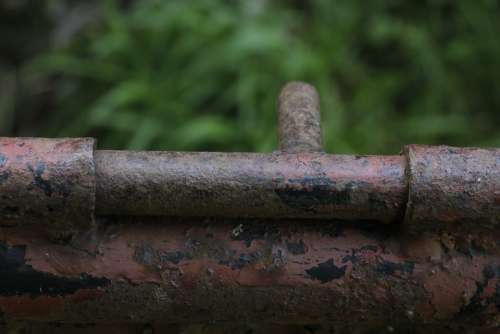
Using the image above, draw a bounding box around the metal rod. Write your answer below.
[94,151,407,222]
[278,81,323,153]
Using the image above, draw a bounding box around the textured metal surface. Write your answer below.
[278,82,323,153]
[0,138,96,238]
[405,145,500,232]
[0,218,499,332]
[1,83,499,333]
[4,322,498,334]
[0,141,499,233]
[95,151,407,223]
[0,82,499,235]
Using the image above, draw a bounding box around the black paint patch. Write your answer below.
[0,154,7,168]
[219,252,263,270]
[28,162,53,196]
[1,206,19,216]
[360,245,378,252]
[368,193,389,212]
[161,251,185,264]
[319,222,345,238]
[276,176,355,212]
[26,162,71,198]
[134,244,190,268]
[134,244,158,267]
[455,238,488,258]
[0,170,10,185]
[0,242,109,297]
[375,259,414,275]
[286,240,307,255]
[306,259,346,283]
[458,265,500,317]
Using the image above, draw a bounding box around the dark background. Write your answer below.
[1,0,499,154]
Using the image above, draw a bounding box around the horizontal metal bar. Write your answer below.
[0,218,499,331]
[94,151,407,222]
[0,82,499,330]
[1,139,498,238]
[0,82,499,237]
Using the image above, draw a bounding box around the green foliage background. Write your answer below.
[2,0,500,153]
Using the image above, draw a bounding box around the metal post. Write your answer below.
[278,81,323,153]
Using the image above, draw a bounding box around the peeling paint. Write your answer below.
[0,137,96,237]
[306,259,347,283]
[0,153,7,168]
[0,242,109,297]
[0,220,498,330]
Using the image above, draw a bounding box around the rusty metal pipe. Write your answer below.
[0,82,499,237]
[0,82,500,331]
[94,151,407,222]
[2,141,499,238]
[0,219,500,332]
[278,81,323,152]
[0,137,96,238]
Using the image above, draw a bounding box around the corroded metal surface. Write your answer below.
[4,323,498,334]
[95,151,407,223]
[278,82,323,153]
[405,145,500,232]
[0,83,499,334]
[0,218,499,332]
[0,138,96,238]
[0,82,498,236]
[1,140,500,232]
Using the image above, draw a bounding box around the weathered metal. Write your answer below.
[94,151,407,223]
[278,81,323,153]
[0,137,96,238]
[0,82,499,331]
[405,145,500,232]
[0,218,499,332]
[0,82,499,236]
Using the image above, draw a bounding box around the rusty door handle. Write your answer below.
[0,82,499,237]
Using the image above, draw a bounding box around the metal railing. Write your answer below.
[0,82,499,331]
[0,82,498,237]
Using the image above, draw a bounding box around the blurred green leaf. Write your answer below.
[16,0,500,153]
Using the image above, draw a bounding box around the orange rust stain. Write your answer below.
[0,295,64,318]
[403,236,442,262]
[422,270,476,319]
[69,288,105,303]
[236,267,284,286]
[416,300,436,319]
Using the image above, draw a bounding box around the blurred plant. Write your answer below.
[17,0,500,153]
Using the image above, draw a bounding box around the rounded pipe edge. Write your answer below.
[0,137,96,239]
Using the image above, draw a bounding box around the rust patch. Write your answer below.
[405,145,500,232]
[0,137,96,238]
[0,219,498,330]
[0,241,109,297]
[0,295,65,318]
